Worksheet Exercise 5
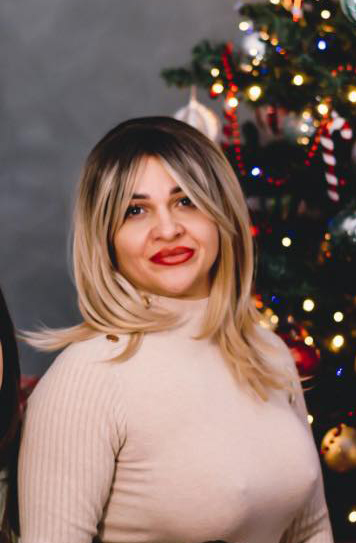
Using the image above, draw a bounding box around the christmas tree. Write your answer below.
[162,0,356,540]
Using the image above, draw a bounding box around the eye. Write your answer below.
[178,196,195,208]
[124,205,145,219]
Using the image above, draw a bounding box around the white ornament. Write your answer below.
[341,216,356,237]
[174,86,221,142]
[282,111,316,142]
[241,32,266,59]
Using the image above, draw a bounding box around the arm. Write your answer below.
[18,345,126,543]
[279,342,334,543]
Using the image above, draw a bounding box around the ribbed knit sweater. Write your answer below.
[18,297,333,543]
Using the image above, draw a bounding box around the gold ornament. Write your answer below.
[321,424,356,472]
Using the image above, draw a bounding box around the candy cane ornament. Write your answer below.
[320,111,353,202]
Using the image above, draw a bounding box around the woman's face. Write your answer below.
[113,156,219,299]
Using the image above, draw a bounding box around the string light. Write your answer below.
[317,39,327,51]
[227,96,239,108]
[251,166,262,176]
[307,414,314,424]
[305,336,314,346]
[332,334,345,349]
[241,63,253,72]
[210,67,220,77]
[348,89,356,103]
[282,237,292,247]
[302,110,312,120]
[247,85,262,101]
[303,299,315,312]
[260,31,269,41]
[270,0,280,4]
[348,510,356,523]
[221,46,247,177]
[321,9,331,19]
[211,82,224,94]
[271,37,279,46]
[270,315,279,325]
[317,103,329,115]
[291,0,303,21]
[333,311,344,322]
[293,74,304,86]
[239,21,252,31]
[336,367,344,377]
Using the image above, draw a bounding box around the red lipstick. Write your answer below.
[150,246,195,266]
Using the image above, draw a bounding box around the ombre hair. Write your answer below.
[26,116,294,400]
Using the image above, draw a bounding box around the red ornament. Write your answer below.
[285,340,320,376]
[278,319,320,377]
[250,225,260,237]
[19,374,40,414]
[255,105,288,137]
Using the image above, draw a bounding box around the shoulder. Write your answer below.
[46,332,128,375]
[255,323,297,374]
[60,332,129,363]
[255,322,289,350]
[28,333,130,412]
[23,334,128,453]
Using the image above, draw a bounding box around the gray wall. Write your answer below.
[1,0,238,375]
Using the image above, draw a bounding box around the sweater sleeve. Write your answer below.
[278,339,334,543]
[18,341,126,543]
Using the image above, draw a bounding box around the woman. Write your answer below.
[0,288,21,542]
[19,117,333,543]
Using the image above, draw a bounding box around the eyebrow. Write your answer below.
[131,186,183,200]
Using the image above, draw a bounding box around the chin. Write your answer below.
[157,286,194,298]
[155,280,203,299]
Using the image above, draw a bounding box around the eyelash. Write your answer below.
[124,205,144,219]
[124,197,195,219]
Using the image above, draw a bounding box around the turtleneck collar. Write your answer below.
[115,272,209,327]
[150,294,209,335]
[151,293,208,312]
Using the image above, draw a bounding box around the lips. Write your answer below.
[150,246,195,266]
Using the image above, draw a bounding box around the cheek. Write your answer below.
[212,225,220,252]
[114,225,147,266]
[202,221,220,261]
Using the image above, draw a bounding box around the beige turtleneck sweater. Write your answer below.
[18,297,333,543]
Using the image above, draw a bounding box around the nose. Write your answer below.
[151,209,184,240]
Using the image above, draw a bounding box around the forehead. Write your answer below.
[131,156,181,196]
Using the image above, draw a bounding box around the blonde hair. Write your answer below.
[26,117,294,400]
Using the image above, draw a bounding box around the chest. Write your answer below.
[110,335,319,542]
